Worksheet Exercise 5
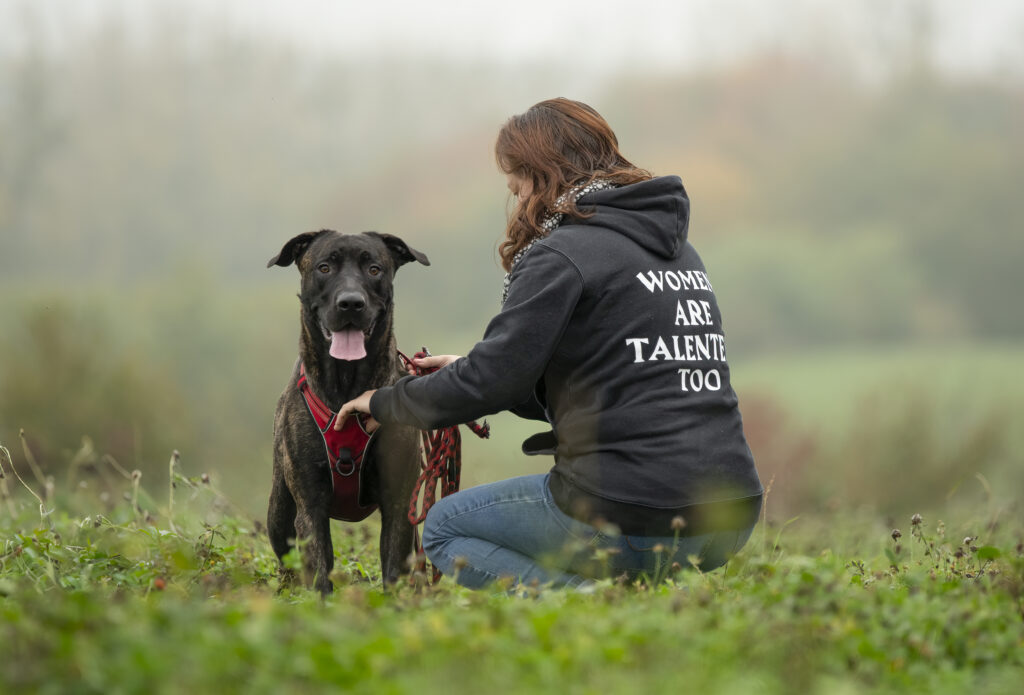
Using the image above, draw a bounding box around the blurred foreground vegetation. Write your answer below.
[0,451,1021,694]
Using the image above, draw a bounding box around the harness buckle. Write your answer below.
[333,448,357,477]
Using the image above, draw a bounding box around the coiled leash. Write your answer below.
[399,348,490,583]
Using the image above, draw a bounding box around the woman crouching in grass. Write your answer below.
[339,98,763,589]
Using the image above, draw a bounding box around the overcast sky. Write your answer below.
[3,0,1023,80]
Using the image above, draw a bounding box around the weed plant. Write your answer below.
[1,439,1022,695]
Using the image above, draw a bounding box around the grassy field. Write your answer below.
[1,440,1022,695]
[734,343,1024,437]
[2,345,1022,693]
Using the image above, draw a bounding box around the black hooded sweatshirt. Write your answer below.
[370,176,762,536]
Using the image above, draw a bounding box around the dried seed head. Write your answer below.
[671,562,682,574]
[131,469,142,482]
[200,473,210,484]
[963,537,972,546]
[652,543,666,554]
[891,529,902,541]
[954,548,964,559]
[671,516,687,532]
[970,545,978,553]
[911,513,922,526]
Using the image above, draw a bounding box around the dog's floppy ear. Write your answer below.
[267,230,329,268]
[365,232,430,269]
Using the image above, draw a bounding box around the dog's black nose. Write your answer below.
[335,292,366,312]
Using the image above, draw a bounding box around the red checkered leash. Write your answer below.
[399,348,490,583]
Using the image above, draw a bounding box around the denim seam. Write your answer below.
[541,492,601,543]
[542,496,579,537]
[429,495,549,537]
[434,548,503,582]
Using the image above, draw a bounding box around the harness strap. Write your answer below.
[297,364,378,521]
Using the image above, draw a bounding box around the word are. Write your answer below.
[624,334,727,363]
[636,269,714,294]
[676,299,712,327]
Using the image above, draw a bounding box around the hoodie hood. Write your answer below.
[571,175,689,259]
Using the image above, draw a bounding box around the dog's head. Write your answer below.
[268,230,429,361]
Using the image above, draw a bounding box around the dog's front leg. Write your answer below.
[378,505,415,586]
[376,428,419,586]
[294,505,335,595]
[267,461,298,588]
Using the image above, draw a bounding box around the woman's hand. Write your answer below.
[407,354,462,375]
[335,389,379,433]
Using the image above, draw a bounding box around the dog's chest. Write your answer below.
[297,365,379,522]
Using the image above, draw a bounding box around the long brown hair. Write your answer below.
[495,98,651,271]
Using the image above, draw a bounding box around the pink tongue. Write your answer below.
[329,329,367,361]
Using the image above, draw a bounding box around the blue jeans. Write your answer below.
[422,473,757,589]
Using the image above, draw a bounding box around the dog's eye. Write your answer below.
[317,263,330,274]
[368,265,382,277]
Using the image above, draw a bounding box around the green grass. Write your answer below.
[1,442,1022,694]
[733,342,1024,438]
[2,344,1023,693]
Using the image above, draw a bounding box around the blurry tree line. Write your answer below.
[2,14,1022,341]
[1,11,1021,514]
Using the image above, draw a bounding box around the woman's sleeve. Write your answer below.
[508,393,549,422]
[369,245,582,429]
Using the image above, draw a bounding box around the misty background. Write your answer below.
[1,0,1021,521]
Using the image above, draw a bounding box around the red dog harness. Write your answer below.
[297,352,491,583]
[297,364,378,522]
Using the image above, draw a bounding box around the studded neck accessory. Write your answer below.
[501,178,616,304]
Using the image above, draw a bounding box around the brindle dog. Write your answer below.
[266,229,429,594]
